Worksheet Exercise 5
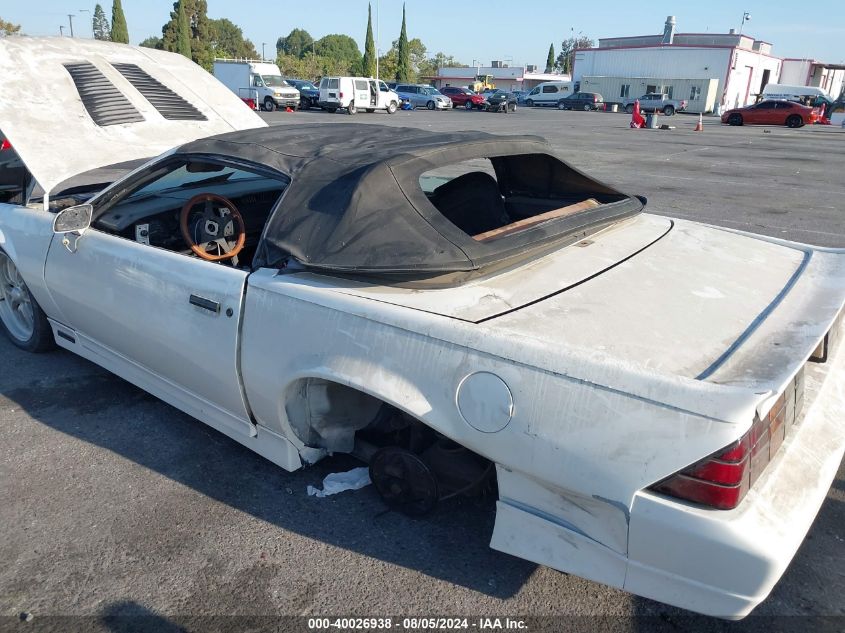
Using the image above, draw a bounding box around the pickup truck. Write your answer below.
[623,93,687,116]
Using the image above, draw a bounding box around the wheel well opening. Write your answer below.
[284,378,496,515]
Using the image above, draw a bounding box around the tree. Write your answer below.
[545,43,555,73]
[110,0,129,43]
[92,4,110,41]
[395,3,410,82]
[361,3,377,78]
[161,0,213,70]
[313,34,361,69]
[210,18,257,59]
[556,34,593,75]
[428,52,462,73]
[175,0,191,58]
[0,17,21,36]
[276,28,313,58]
[378,48,398,82]
[139,36,163,49]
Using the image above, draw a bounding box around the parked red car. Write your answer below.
[440,86,487,110]
[721,100,819,128]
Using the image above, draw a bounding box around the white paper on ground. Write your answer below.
[307,467,372,498]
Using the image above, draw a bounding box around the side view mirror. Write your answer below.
[53,204,93,234]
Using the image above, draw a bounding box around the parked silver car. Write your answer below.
[394,84,453,110]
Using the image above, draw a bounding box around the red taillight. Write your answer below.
[0,139,11,151]
[339,91,344,99]
[650,369,804,510]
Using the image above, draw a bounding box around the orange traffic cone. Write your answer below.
[694,113,703,132]
[285,106,294,113]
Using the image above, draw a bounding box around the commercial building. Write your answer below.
[780,59,845,100]
[572,16,783,114]
[426,63,570,92]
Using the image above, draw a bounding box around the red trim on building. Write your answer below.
[576,43,782,62]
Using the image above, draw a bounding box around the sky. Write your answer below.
[5,0,844,66]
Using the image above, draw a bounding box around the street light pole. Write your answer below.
[79,9,91,38]
[59,25,65,37]
[375,0,380,81]
[262,42,267,61]
[67,14,75,38]
[739,11,751,35]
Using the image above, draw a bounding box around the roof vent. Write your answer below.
[63,62,144,127]
[112,63,207,121]
[662,15,676,44]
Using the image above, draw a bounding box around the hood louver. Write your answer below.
[64,62,145,127]
[112,63,207,121]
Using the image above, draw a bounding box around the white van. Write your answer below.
[319,77,400,114]
[524,81,574,107]
[761,84,830,103]
[213,59,300,112]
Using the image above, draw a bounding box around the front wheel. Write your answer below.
[525,99,534,107]
[263,97,276,112]
[557,101,567,110]
[728,113,743,126]
[299,98,310,110]
[386,101,397,114]
[663,106,675,116]
[0,249,55,352]
[347,102,357,115]
[583,103,592,111]
[786,114,803,128]
[464,101,473,110]
[625,104,634,114]
[426,100,435,110]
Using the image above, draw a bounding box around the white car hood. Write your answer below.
[0,37,266,197]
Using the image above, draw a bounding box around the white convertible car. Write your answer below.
[1,39,843,619]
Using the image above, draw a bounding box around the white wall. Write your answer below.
[722,48,782,110]
[573,47,730,85]
[575,46,783,111]
[780,60,811,85]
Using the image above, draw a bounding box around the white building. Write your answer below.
[780,59,845,100]
[426,63,570,92]
[572,17,783,114]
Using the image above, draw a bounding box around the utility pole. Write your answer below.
[262,43,267,61]
[67,14,75,38]
[59,25,65,36]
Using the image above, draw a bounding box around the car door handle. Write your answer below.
[189,294,220,314]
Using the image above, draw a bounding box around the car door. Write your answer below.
[42,159,285,438]
[411,87,425,108]
[352,79,370,108]
[748,101,775,124]
[540,84,558,104]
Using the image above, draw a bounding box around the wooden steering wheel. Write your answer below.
[179,193,246,262]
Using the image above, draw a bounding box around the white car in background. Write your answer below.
[1,37,844,621]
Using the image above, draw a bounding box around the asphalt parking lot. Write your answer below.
[1,108,844,632]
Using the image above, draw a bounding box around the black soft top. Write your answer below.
[176,123,641,275]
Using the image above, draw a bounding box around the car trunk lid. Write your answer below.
[487,221,844,384]
[334,215,845,383]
